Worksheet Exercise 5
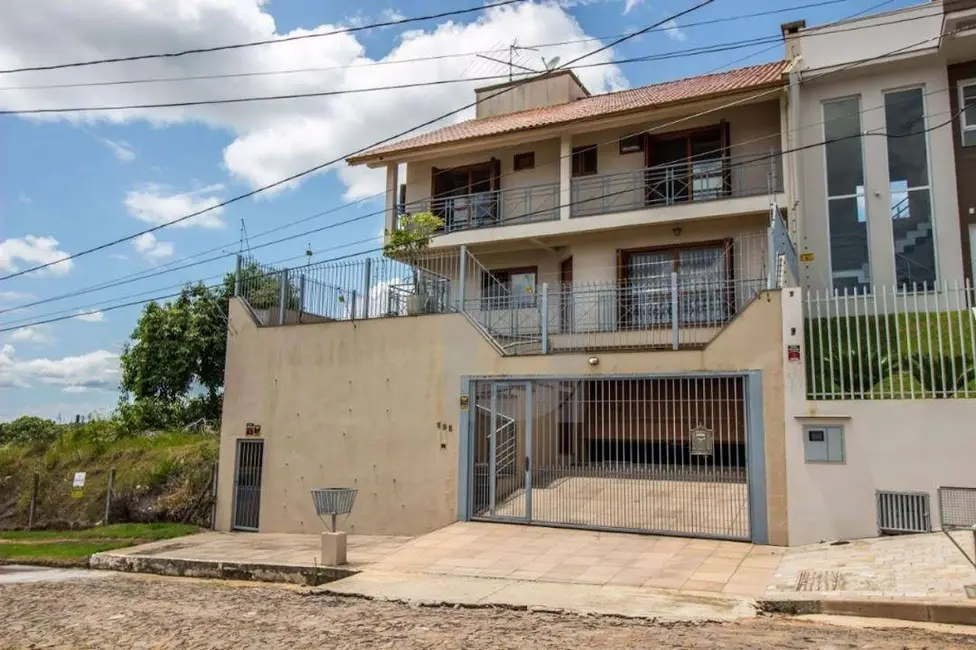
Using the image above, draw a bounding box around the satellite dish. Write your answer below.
[543,56,561,71]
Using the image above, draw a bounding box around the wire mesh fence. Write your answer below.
[804,281,976,399]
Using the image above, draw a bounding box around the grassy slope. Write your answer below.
[0,432,218,530]
[0,523,199,564]
[0,523,198,541]
[805,309,976,398]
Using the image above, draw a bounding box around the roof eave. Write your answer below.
[346,77,788,168]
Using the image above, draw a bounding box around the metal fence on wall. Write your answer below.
[237,214,792,357]
[238,250,462,326]
[804,281,976,399]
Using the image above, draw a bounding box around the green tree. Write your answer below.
[119,261,285,428]
[384,212,444,314]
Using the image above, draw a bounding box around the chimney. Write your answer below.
[781,20,806,61]
[475,69,590,119]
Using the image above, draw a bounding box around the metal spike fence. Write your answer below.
[804,282,976,400]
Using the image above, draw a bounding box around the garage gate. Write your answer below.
[462,375,766,542]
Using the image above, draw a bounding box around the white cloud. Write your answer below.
[9,325,55,346]
[622,0,644,15]
[124,183,225,229]
[0,0,626,202]
[381,8,407,22]
[0,344,118,392]
[0,290,34,303]
[662,19,687,42]
[75,310,105,322]
[0,235,73,276]
[102,137,136,162]
[109,253,129,261]
[17,192,31,205]
[132,232,175,261]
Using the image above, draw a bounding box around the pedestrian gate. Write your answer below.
[466,376,758,541]
[232,438,264,531]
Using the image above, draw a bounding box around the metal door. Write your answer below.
[232,439,264,531]
[466,375,756,541]
[471,381,532,522]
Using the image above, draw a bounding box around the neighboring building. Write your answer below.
[215,1,976,548]
[786,1,970,292]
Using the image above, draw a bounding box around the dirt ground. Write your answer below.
[2,574,976,649]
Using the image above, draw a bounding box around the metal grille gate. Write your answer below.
[469,376,752,540]
[232,439,264,531]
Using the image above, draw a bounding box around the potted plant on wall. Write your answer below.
[383,211,444,316]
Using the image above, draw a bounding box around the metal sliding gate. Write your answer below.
[232,439,264,531]
[468,376,755,541]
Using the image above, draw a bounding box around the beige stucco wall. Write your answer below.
[475,72,588,119]
[455,215,769,336]
[403,100,782,232]
[217,290,789,544]
[794,43,965,291]
[780,285,976,545]
[569,99,783,210]
[794,4,942,73]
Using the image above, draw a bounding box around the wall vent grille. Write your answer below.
[876,490,931,534]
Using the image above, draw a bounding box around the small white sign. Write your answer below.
[72,472,86,488]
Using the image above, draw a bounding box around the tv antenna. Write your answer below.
[476,38,543,81]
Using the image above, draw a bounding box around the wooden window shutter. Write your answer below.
[430,167,441,198]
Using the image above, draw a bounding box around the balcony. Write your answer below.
[570,151,782,219]
[404,182,559,234]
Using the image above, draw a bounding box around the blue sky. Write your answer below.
[0,0,918,421]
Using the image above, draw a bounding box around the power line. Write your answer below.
[0,0,912,313]
[0,0,529,76]
[4,88,965,332]
[0,0,927,315]
[0,0,856,92]
[0,40,779,104]
[0,239,384,329]
[1,7,949,115]
[0,0,717,283]
[1,93,964,335]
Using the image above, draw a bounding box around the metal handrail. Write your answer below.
[571,150,783,218]
[404,182,560,233]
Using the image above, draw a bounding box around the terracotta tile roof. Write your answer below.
[347,60,789,165]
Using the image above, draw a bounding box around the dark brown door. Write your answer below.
[560,257,574,333]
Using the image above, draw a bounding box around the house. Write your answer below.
[215,0,976,548]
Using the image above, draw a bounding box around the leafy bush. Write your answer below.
[0,416,60,446]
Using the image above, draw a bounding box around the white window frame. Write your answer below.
[821,95,872,293]
[882,85,938,288]
[958,78,976,147]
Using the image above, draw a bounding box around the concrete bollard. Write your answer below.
[321,531,347,566]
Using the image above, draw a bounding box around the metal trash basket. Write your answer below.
[311,487,357,532]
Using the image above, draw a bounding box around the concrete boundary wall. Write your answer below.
[782,287,976,546]
[216,292,789,544]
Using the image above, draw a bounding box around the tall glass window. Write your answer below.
[823,97,870,292]
[884,88,936,288]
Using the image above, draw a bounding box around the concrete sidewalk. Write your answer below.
[317,570,757,621]
[88,523,976,623]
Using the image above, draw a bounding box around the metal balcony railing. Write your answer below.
[403,182,559,234]
[570,151,783,218]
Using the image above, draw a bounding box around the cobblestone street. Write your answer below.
[2,574,976,649]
